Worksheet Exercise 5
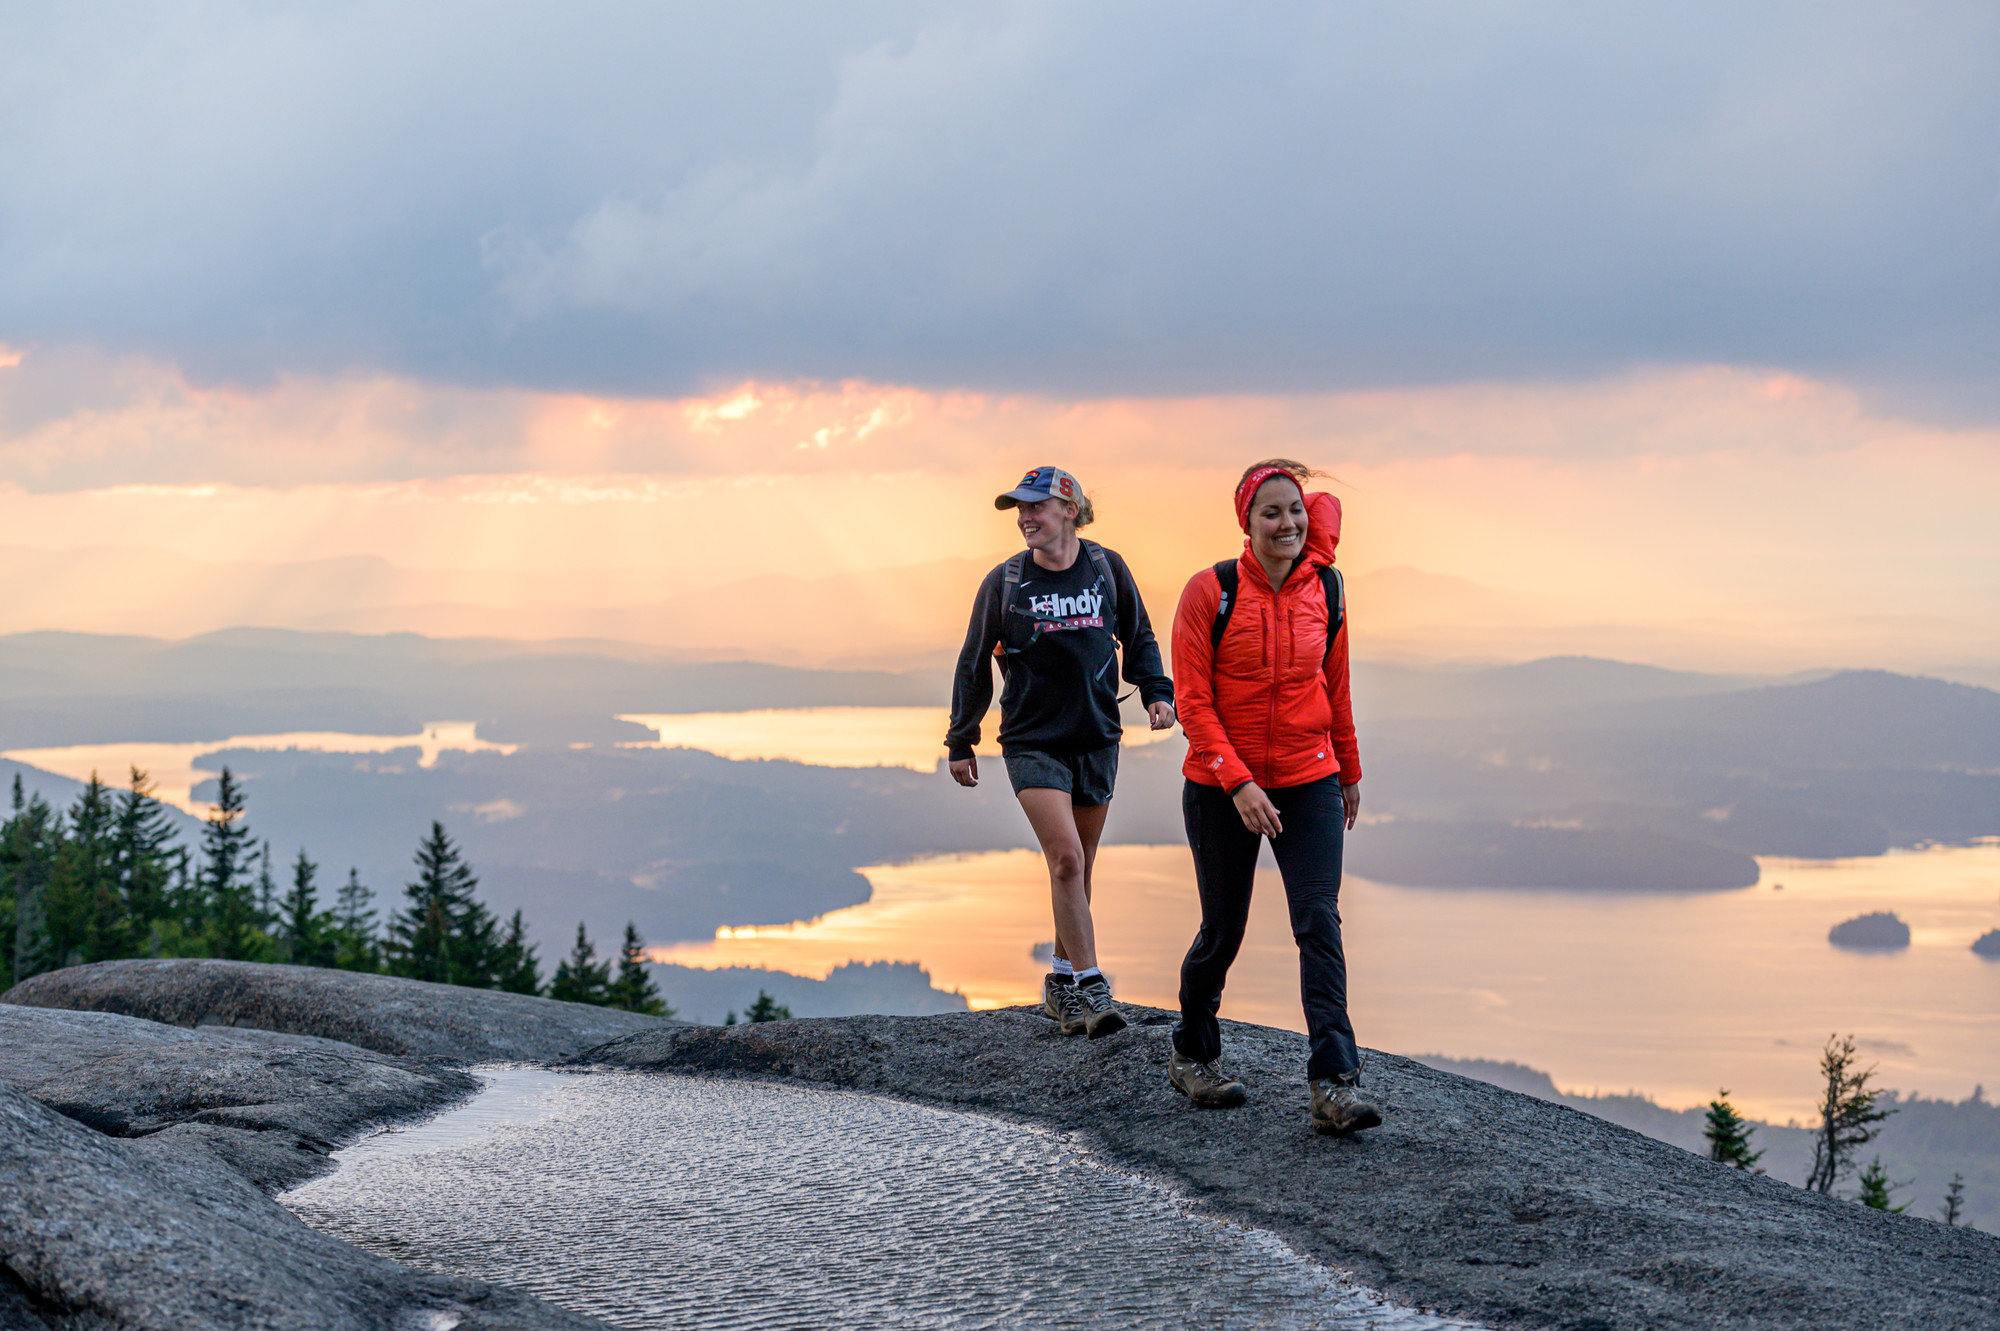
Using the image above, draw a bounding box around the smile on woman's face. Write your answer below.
[1015,496,1076,550]
[1248,478,1308,567]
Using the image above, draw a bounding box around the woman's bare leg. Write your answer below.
[1075,801,1109,903]
[1018,787,1097,972]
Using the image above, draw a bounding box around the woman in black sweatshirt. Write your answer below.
[945,465,1176,1040]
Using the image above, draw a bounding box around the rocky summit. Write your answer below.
[4,957,671,1062]
[2,959,1997,1330]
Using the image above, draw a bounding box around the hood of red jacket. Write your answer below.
[1303,490,1341,566]
[1240,489,1342,568]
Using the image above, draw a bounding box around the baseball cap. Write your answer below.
[995,465,1085,510]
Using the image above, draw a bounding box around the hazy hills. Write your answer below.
[11,543,1993,676]
[1360,669,2000,859]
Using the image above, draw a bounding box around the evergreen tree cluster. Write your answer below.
[1,766,670,1017]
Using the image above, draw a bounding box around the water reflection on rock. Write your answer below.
[284,1068,1477,1331]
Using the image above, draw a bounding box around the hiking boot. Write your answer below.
[1074,975,1127,1039]
[1048,975,1080,1023]
[1168,1048,1248,1108]
[1310,1074,1382,1136]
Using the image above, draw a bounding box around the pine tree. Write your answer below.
[1703,1089,1764,1171]
[386,822,497,987]
[280,849,337,968]
[1940,1174,1966,1226]
[255,839,279,934]
[332,868,379,972]
[493,909,543,996]
[4,776,61,986]
[1856,1156,1908,1212]
[548,922,612,1005]
[47,774,125,966]
[200,768,265,961]
[1805,1034,1894,1194]
[114,767,178,946]
[0,788,12,986]
[744,990,791,1023]
[606,921,670,1015]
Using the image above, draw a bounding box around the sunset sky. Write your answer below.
[3,3,1995,675]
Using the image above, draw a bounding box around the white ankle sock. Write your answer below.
[1051,957,1074,979]
[1075,967,1102,985]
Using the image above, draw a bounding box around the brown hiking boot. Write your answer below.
[1310,1074,1382,1136]
[1168,1048,1248,1108]
[1040,971,1088,1031]
[1074,975,1127,1039]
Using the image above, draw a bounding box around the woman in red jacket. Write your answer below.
[1165,458,1380,1136]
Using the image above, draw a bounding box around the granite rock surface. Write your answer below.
[3,958,673,1062]
[0,967,631,1329]
[0,1004,476,1191]
[580,1007,2000,1331]
[0,1079,603,1331]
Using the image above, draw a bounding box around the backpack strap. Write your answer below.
[1079,539,1119,625]
[1318,564,1345,651]
[1208,560,1343,658]
[1208,560,1240,653]
[994,551,1031,657]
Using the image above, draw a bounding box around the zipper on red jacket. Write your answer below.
[1264,574,1281,791]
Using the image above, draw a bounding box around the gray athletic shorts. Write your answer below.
[1002,744,1119,806]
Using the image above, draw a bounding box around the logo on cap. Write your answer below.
[1057,476,1074,498]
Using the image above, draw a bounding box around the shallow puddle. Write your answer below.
[283,1067,1480,1331]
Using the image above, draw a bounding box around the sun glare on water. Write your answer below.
[657,842,2000,1124]
[2,723,515,816]
[618,707,1172,771]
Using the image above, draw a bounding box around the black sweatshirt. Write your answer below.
[946,542,1174,760]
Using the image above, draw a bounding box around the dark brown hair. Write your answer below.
[1238,457,1319,489]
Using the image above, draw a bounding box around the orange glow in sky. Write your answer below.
[0,352,1995,673]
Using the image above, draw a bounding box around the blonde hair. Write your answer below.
[1071,494,1095,527]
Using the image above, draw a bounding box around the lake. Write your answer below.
[2,706,1152,810]
[619,705,1172,769]
[3,722,514,814]
[657,840,2000,1125]
[11,706,1998,1124]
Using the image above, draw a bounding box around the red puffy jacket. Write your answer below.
[1173,490,1361,792]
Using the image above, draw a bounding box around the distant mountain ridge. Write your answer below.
[0,627,940,747]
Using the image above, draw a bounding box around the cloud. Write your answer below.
[0,342,1957,492]
[1,360,1996,674]
[1,2,1997,409]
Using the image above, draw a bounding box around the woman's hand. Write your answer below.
[1231,781,1283,837]
[949,756,979,788]
[1147,701,1176,731]
[1341,780,1360,832]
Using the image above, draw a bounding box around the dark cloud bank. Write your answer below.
[1,2,1996,412]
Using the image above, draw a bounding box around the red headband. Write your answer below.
[1234,465,1300,531]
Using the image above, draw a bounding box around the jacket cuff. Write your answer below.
[947,743,975,762]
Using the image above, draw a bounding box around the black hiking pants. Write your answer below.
[1173,775,1360,1083]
